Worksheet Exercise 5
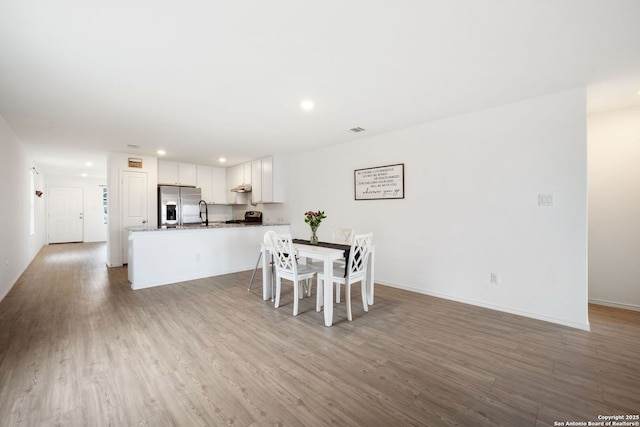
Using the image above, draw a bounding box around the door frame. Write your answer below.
[120,169,149,265]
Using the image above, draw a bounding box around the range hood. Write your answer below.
[230,184,252,193]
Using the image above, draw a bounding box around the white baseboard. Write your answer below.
[376,280,591,331]
[589,298,640,312]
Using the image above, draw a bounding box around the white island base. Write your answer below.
[128,224,290,290]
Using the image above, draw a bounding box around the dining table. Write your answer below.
[261,239,375,327]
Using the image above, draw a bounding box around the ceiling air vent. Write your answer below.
[350,127,365,133]
[127,144,140,149]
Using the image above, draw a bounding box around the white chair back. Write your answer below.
[315,232,373,321]
[332,228,354,245]
[269,232,318,315]
[270,233,297,276]
[263,230,278,245]
[347,233,373,279]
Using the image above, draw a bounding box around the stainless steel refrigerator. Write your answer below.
[158,186,202,227]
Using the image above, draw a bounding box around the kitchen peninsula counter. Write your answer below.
[128,223,290,290]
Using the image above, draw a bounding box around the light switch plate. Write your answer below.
[538,194,554,207]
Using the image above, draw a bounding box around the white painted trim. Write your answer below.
[377,279,591,331]
[588,298,640,312]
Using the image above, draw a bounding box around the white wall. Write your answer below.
[284,89,589,329]
[46,175,108,243]
[106,152,158,267]
[0,114,46,301]
[588,107,640,311]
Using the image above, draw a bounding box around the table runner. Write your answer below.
[292,239,350,256]
[293,239,351,277]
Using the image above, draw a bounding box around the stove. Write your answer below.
[225,210,262,224]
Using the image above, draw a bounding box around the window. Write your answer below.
[102,186,108,224]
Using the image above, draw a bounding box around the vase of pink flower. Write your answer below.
[304,210,326,244]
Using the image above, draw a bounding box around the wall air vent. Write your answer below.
[350,127,365,133]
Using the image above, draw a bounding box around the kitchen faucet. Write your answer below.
[198,200,208,226]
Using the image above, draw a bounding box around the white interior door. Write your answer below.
[121,170,148,264]
[48,186,84,243]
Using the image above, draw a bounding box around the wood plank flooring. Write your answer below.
[1,242,639,426]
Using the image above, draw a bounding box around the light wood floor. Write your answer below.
[1,243,639,426]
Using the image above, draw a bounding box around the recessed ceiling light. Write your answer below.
[81,173,88,177]
[157,150,166,156]
[85,161,93,167]
[300,100,314,111]
[219,157,226,163]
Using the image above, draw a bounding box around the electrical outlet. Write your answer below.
[490,272,500,285]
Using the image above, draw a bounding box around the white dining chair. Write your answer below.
[270,232,320,316]
[331,228,354,302]
[248,230,278,299]
[332,228,354,245]
[316,233,373,321]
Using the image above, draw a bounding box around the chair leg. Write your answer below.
[270,265,275,302]
[346,281,352,321]
[300,278,312,298]
[361,279,369,312]
[247,249,262,291]
[274,276,282,309]
[293,279,299,316]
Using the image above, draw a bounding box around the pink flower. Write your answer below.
[304,210,326,227]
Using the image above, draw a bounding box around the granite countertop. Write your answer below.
[128,222,289,232]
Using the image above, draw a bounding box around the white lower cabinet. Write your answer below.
[128,225,290,289]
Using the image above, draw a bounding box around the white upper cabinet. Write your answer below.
[226,165,238,204]
[243,162,252,185]
[197,165,228,204]
[158,161,197,186]
[251,155,286,204]
[211,167,227,204]
[178,163,197,186]
[162,157,284,204]
[196,165,213,202]
[251,160,263,204]
[226,162,252,204]
[158,160,179,184]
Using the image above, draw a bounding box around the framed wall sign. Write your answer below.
[128,158,143,168]
[354,163,404,200]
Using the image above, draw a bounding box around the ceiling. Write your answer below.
[1,1,640,179]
